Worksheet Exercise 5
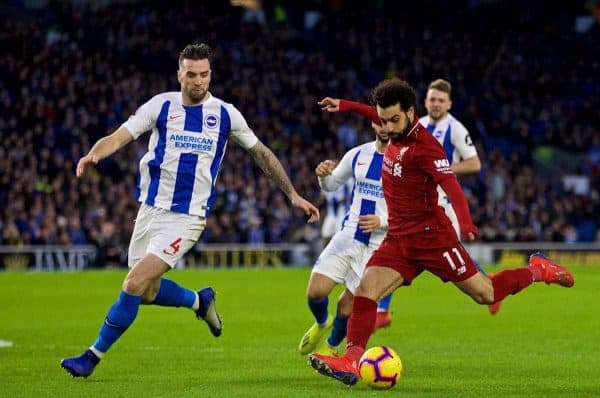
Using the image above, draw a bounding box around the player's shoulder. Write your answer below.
[355,141,377,154]
[206,94,244,117]
[412,121,434,141]
[150,91,181,103]
[448,113,468,133]
[418,115,429,127]
[134,92,179,115]
[413,123,444,150]
[205,94,235,109]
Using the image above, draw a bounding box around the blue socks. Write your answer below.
[377,293,392,311]
[93,291,141,353]
[327,315,347,347]
[152,278,197,308]
[91,280,197,354]
[308,297,329,325]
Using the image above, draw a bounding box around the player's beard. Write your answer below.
[428,109,445,122]
[388,122,411,142]
[186,86,208,104]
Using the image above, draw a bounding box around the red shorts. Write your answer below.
[366,229,479,285]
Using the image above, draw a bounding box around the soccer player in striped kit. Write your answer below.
[61,43,319,378]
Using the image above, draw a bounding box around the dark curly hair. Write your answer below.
[371,78,417,111]
[179,43,213,65]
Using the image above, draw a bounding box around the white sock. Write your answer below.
[192,292,200,311]
[89,346,105,359]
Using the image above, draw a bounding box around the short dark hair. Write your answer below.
[428,78,452,97]
[179,43,213,65]
[371,78,417,111]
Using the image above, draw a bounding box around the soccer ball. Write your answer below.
[358,346,403,389]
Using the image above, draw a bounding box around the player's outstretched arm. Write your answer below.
[318,97,381,126]
[76,127,133,178]
[247,140,320,223]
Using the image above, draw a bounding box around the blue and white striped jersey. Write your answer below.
[419,113,477,164]
[122,92,258,217]
[322,178,354,219]
[319,141,388,248]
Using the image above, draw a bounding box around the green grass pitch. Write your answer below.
[1,266,599,397]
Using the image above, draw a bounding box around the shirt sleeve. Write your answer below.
[450,120,478,160]
[121,95,160,139]
[318,147,358,191]
[226,104,259,149]
[339,100,381,125]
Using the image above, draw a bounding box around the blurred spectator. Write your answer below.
[0,0,598,265]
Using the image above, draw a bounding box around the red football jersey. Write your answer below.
[382,120,458,236]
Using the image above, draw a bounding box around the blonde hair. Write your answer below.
[428,79,452,97]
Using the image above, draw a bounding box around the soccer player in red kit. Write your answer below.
[307,78,575,386]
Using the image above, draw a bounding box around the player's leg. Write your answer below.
[444,199,502,313]
[452,247,574,305]
[316,288,352,356]
[308,236,417,385]
[299,272,338,354]
[308,265,405,386]
[300,234,354,354]
[316,241,375,355]
[137,209,221,336]
[375,293,393,329]
[60,253,168,378]
[345,266,404,361]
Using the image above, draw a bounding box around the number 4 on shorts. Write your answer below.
[163,237,182,255]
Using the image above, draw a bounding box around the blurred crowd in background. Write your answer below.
[0,0,598,266]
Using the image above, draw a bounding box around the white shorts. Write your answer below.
[312,231,377,294]
[128,203,206,268]
[321,214,345,239]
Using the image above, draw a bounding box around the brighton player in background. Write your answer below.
[299,122,388,357]
[308,78,574,386]
[320,178,354,247]
[61,43,319,378]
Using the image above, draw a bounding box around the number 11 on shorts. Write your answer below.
[442,247,467,275]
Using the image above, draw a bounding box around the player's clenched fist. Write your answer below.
[315,160,338,177]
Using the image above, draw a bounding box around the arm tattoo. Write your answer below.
[248,141,295,197]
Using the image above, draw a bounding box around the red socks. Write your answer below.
[345,296,378,363]
[492,268,534,303]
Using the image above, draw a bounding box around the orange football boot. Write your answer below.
[374,311,392,330]
[307,353,359,386]
[529,252,574,287]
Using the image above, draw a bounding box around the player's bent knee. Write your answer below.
[122,274,149,296]
[306,284,329,301]
[337,299,352,318]
[337,301,352,318]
